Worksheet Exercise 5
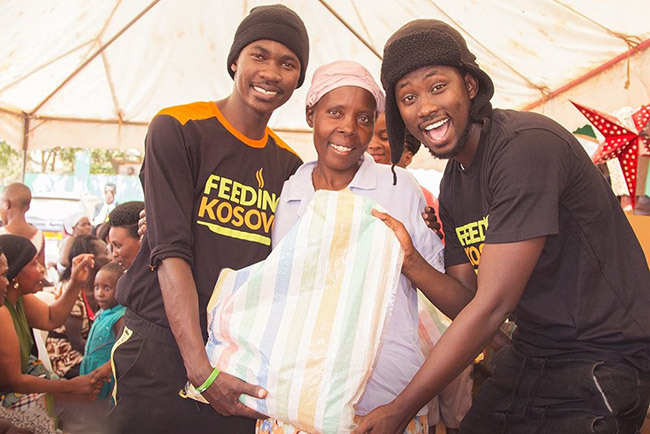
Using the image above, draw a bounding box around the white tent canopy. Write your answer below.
[1,0,649,169]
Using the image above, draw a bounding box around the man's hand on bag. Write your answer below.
[202,370,268,420]
[353,402,410,434]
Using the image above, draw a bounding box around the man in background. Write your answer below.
[93,183,117,226]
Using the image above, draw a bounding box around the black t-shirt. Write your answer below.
[439,109,650,372]
[116,102,302,339]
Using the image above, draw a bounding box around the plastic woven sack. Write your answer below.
[185,189,403,433]
[417,290,450,356]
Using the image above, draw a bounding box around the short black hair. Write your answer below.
[97,261,125,281]
[108,201,144,240]
[404,132,421,155]
[105,183,116,192]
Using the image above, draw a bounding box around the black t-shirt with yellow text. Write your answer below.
[116,102,302,339]
[439,109,650,372]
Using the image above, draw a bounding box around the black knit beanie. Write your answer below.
[381,19,494,165]
[0,234,37,281]
[227,4,310,88]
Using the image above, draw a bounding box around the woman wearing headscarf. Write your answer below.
[257,61,444,434]
[0,234,101,433]
[58,212,92,270]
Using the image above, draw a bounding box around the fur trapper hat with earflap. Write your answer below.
[380,19,494,165]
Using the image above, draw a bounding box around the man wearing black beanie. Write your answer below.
[109,5,308,433]
[356,20,650,434]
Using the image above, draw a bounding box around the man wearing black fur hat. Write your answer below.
[108,5,308,433]
[355,20,650,434]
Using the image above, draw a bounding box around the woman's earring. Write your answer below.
[12,281,19,289]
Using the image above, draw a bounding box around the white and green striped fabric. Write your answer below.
[417,290,450,355]
[185,189,403,433]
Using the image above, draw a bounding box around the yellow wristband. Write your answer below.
[195,367,220,394]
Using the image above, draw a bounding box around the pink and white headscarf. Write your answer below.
[305,60,385,116]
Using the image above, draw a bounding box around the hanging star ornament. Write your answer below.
[632,104,650,156]
[571,101,650,209]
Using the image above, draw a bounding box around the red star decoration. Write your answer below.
[631,104,650,156]
[571,101,648,209]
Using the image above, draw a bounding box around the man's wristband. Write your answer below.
[195,367,220,394]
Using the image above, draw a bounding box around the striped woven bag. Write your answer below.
[185,189,403,433]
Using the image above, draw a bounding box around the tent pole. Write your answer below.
[31,0,161,114]
[522,38,650,111]
[21,114,29,182]
[317,0,382,60]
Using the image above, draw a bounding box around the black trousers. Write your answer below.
[460,347,650,434]
[108,309,255,434]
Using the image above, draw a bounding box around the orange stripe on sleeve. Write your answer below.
[156,101,219,125]
[156,101,299,153]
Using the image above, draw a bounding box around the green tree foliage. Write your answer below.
[31,147,76,173]
[89,149,141,174]
[0,141,142,179]
[0,140,21,186]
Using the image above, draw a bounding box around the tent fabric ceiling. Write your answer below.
[1,0,649,167]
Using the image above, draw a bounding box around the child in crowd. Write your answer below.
[0,183,45,267]
[367,112,418,168]
[263,60,445,434]
[47,235,110,378]
[368,114,443,238]
[107,201,144,270]
[53,261,125,433]
[79,261,125,399]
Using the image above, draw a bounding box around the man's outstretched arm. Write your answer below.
[354,210,545,434]
[158,257,268,419]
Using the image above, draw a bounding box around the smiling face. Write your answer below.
[109,226,140,270]
[0,254,8,305]
[367,112,391,165]
[93,268,119,311]
[367,112,414,168]
[395,65,477,160]
[231,39,301,117]
[308,86,376,178]
[14,253,45,295]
